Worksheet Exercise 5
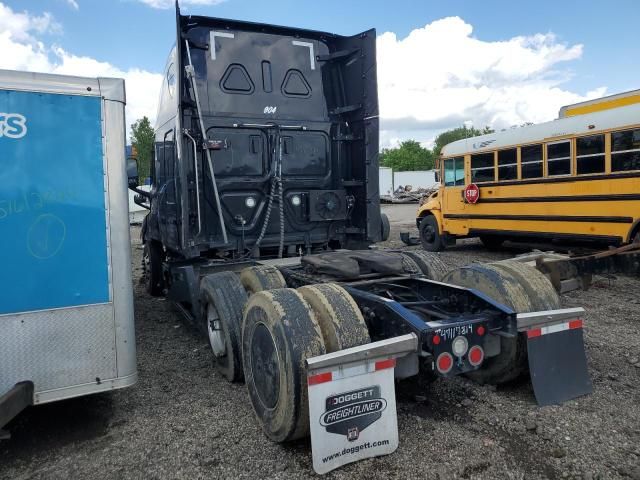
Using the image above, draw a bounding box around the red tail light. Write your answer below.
[468,345,484,367]
[432,334,441,345]
[477,325,486,336]
[436,352,453,374]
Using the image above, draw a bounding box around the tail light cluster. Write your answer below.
[430,322,487,375]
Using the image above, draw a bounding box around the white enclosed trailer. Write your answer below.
[379,167,393,196]
[393,170,438,191]
[0,70,136,435]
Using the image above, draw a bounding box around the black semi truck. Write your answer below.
[129,4,592,443]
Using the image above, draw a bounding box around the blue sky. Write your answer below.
[2,0,638,144]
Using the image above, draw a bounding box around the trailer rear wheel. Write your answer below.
[200,272,248,382]
[143,240,164,297]
[442,264,535,384]
[298,283,370,353]
[240,265,287,295]
[242,288,325,442]
[402,250,450,281]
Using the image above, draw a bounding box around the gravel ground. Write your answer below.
[2,204,639,480]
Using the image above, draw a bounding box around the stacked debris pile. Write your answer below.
[381,185,438,204]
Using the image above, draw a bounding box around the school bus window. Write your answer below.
[546,140,571,176]
[497,148,517,181]
[576,134,605,175]
[443,157,464,186]
[611,128,640,172]
[470,152,495,183]
[521,144,543,179]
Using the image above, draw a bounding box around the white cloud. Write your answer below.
[136,0,224,8]
[0,4,606,149]
[0,3,61,42]
[66,0,79,11]
[377,17,606,147]
[0,3,162,139]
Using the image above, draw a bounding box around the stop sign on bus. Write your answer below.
[464,184,480,204]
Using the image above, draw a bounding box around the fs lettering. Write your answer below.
[0,113,27,139]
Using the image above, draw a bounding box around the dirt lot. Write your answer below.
[2,204,639,480]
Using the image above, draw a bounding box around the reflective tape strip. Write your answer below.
[375,358,396,371]
[308,358,397,385]
[308,371,332,386]
[527,319,583,339]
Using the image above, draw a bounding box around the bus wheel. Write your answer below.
[419,215,443,252]
[200,272,248,382]
[401,250,450,281]
[240,265,287,295]
[298,283,370,353]
[143,240,164,296]
[442,263,536,385]
[479,235,505,251]
[242,288,326,442]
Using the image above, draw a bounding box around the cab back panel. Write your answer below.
[150,13,380,258]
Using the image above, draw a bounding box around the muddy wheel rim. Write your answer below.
[207,303,226,357]
[249,322,280,410]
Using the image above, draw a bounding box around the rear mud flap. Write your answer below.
[526,324,592,406]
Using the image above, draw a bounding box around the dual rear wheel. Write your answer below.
[203,265,370,442]
[242,282,370,442]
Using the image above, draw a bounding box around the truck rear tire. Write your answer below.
[402,250,450,281]
[200,272,248,382]
[490,260,560,310]
[143,240,164,297]
[380,212,390,241]
[298,283,370,353]
[442,264,536,385]
[419,215,443,252]
[242,288,326,442]
[240,265,287,295]
[400,254,421,274]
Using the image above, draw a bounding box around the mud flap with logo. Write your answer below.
[517,307,593,406]
[306,334,418,475]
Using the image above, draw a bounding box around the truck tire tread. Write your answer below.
[297,283,370,353]
[240,265,287,295]
[242,288,325,442]
[490,260,560,310]
[402,250,450,281]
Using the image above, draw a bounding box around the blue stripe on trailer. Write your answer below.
[0,90,109,314]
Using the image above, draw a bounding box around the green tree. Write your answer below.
[432,125,494,158]
[380,140,434,172]
[130,116,154,184]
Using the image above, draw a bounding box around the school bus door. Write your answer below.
[441,156,467,234]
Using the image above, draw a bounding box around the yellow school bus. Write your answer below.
[416,92,640,251]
